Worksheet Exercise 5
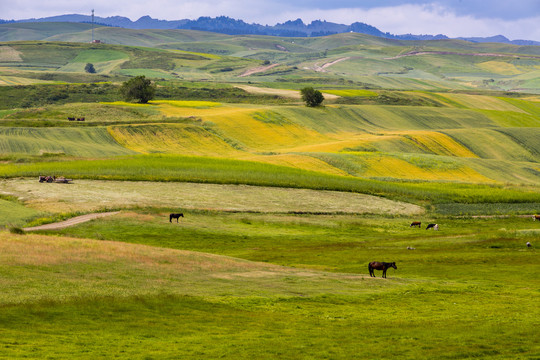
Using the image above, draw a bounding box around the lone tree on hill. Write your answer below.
[84,63,96,73]
[120,75,156,103]
[300,87,324,107]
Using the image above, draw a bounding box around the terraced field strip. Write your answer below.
[2,179,424,215]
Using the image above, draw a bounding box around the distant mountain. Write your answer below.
[2,14,539,45]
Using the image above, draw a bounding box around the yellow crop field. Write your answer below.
[0,76,50,86]
[241,153,349,176]
[148,104,330,151]
[107,124,242,156]
[477,61,522,75]
[398,131,478,157]
[321,89,378,97]
[153,100,222,108]
[360,154,493,182]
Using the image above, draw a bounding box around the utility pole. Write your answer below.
[91,9,94,42]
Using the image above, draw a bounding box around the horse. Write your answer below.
[67,117,75,121]
[368,261,397,278]
[533,215,540,221]
[426,223,439,230]
[169,213,184,223]
[410,221,421,228]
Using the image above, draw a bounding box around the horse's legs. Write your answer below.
[382,269,387,278]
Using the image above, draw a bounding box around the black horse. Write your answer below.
[169,213,184,223]
[368,261,397,278]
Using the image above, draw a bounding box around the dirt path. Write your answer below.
[239,63,280,77]
[314,57,351,72]
[23,211,120,231]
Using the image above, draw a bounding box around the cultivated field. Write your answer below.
[0,26,539,359]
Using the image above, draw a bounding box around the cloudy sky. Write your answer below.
[2,0,540,41]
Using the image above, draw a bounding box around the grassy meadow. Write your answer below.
[0,26,539,359]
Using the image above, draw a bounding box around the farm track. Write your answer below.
[23,211,120,231]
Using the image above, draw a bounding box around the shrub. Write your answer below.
[119,76,156,104]
[300,87,324,107]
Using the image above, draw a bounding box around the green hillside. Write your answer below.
[1,24,540,92]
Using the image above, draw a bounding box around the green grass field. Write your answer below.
[1,211,538,359]
[0,27,539,359]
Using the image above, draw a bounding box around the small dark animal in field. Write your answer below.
[410,221,421,228]
[526,242,532,248]
[38,175,54,183]
[67,117,75,121]
[426,223,439,230]
[533,215,540,221]
[77,117,85,121]
[169,213,184,223]
[368,261,397,278]
[407,246,415,250]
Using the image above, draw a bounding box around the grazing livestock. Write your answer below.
[533,215,540,221]
[368,261,397,278]
[426,223,439,230]
[410,221,421,228]
[407,246,416,250]
[76,117,85,121]
[67,117,75,121]
[169,213,184,223]
[526,242,532,248]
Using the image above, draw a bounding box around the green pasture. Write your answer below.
[0,197,42,226]
[1,211,538,359]
[0,127,135,156]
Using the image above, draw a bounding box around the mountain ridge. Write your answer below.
[1,14,537,45]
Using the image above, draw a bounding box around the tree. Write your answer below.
[84,63,96,73]
[300,87,324,107]
[119,75,156,103]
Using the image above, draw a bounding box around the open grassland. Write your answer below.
[1,211,538,359]
[0,197,42,226]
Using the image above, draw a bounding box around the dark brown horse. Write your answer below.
[169,213,184,223]
[410,221,421,228]
[368,261,397,278]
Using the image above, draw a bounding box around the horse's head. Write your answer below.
[391,262,397,269]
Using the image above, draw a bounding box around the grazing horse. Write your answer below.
[533,215,540,221]
[67,117,75,121]
[426,223,439,230]
[368,261,397,278]
[169,213,184,223]
[410,221,421,228]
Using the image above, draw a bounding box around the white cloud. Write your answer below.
[265,4,540,41]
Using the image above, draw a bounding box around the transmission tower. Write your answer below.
[91,9,94,42]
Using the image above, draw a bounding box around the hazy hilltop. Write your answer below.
[2,14,538,45]
[1,22,539,94]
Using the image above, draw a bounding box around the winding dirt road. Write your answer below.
[23,211,120,231]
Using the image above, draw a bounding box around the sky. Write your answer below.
[2,0,540,41]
